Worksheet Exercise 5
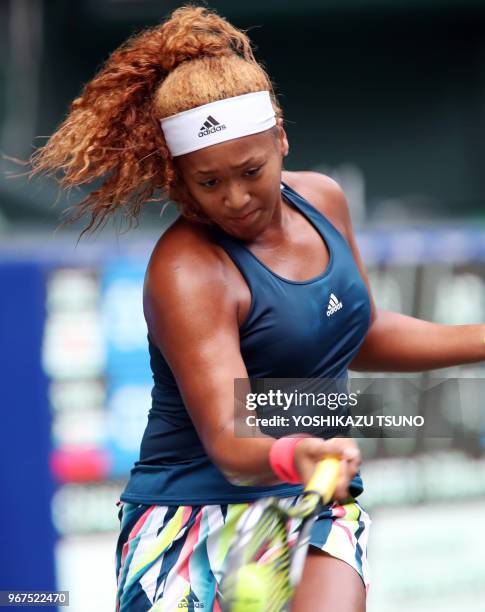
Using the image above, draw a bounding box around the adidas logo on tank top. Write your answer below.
[326,293,343,317]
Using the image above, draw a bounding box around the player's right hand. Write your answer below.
[293,437,361,501]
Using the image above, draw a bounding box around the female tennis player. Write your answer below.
[31,6,485,611]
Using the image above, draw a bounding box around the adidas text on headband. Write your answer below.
[160,91,276,157]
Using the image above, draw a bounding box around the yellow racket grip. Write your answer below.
[305,457,340,504]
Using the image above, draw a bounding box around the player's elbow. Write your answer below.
[206,431,266,487]
[207,439,249,485]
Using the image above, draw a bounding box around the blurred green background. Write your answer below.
[2,0,485,230]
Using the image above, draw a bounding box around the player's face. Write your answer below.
[175,126,288,240]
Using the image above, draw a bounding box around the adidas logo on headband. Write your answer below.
[160,91,275,156]
[198,115,226,138]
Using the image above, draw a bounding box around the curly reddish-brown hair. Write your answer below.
[30,5,282,235]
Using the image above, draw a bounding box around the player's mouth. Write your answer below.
[228,209,260,223]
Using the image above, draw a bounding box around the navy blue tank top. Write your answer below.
[120,182,372,505]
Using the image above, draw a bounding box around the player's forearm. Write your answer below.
[208,429,281,486]
[350,310,485,372]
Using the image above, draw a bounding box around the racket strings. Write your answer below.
[220,493,324,611]
[221,460,340,611]
[242,510,295,611]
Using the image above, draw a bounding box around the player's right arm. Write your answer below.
[143,223,359,497]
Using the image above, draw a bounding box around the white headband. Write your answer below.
[160,90,276,157]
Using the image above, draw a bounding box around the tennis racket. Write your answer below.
[219,457,341,612]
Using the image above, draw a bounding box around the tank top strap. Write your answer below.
[280,181,348,248]
[209,225,277,334]
[209,224,265,283]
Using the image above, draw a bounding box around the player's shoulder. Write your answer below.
[282,170,351,236]
[146,216,228,295]
[143,217,240,350]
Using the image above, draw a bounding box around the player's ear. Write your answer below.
[275,117,289,158]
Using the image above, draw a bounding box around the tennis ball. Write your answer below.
[231,563,269,612]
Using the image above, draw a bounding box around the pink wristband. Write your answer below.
[269,435,309,484]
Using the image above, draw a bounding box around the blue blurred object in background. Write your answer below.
[0,261,57,611]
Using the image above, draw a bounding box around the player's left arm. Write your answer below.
[306,172,485,372]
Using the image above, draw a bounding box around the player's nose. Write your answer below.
[222,182,251,212]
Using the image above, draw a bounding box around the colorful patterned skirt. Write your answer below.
[115,496,371,611]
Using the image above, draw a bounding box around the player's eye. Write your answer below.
[245,165,263,177]
[199,178,218,188]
